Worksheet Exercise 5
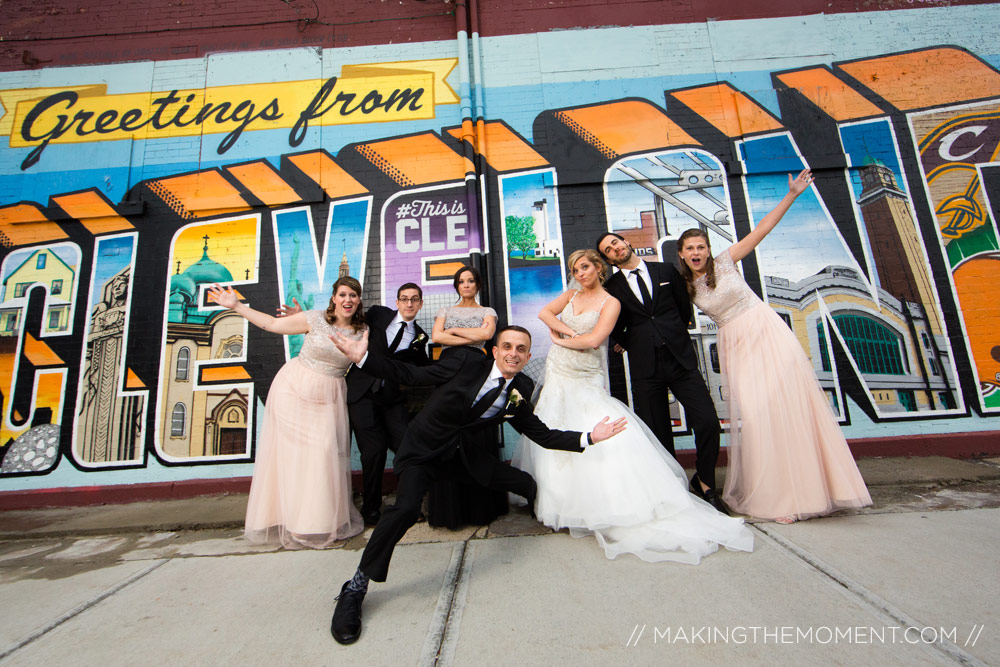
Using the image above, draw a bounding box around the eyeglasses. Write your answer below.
[397,297,422,304]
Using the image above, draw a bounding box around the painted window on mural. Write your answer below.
[220,340,243,359]
[176,347,190,381]
[36,254,46,270]
[14,282,31,298]
[171,403,187,437]
[834,315,905,376]
[51,279,62,295]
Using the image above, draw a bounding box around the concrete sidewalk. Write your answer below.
[1,456,999,666]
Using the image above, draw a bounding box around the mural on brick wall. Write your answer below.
[0,31,998,485]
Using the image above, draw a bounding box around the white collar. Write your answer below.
[489,363,513,387]
[390,312,413,328]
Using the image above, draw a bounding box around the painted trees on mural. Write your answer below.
[0,34,998,488]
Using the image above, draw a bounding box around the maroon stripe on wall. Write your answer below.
[1,431,997,510]
[4,0,998,72]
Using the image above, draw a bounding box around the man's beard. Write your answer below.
[606,248,632,267]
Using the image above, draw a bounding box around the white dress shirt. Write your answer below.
[626,260,653,303]
[386,313,416,350]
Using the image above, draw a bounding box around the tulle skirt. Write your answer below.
[719,302,872,521]
[244,358,363,548]
[513,361,754,564]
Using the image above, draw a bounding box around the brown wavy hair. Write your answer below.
[567,248,608,284]
[676,229,716,298]
[325,276,366,332]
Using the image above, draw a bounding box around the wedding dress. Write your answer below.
[513,294,754,564]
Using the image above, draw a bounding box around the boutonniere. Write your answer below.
[507,388,525,408]
[412,333,427,346]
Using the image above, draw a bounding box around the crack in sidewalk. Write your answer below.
[754,524,987,667]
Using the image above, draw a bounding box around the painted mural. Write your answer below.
[1,9,999,491]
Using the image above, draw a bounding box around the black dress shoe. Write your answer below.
[331,582,364,645]
[689,474,706,499]
[690,474,731,515]
[361,509,381,526]
[702,488,732,516]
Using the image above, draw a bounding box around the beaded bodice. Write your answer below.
[436,305,497,350]
[297,310,362,377]
[691,251,761,328]
[544,294,606,385]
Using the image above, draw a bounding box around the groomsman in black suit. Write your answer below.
[597,232,727,514]
[346,282,430,525]
[327,325,627,645]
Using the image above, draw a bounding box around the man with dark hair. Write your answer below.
[596,232,726,514]
[345,282,430,524]
[327,325,627,645]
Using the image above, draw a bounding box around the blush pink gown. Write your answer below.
[244,310,364,548]
[692,251,872,521]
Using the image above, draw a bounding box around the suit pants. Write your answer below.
[348,395,409,514]
[359,456,536,582]
[630,345,721,489]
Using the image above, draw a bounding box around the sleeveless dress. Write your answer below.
[692,251,872,521]
[434,305,497,351]
[428,303,507,529]
[513,293,754,564]
[244,310,364,548]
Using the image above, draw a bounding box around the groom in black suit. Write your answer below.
[346,282,429,525]
[327,325,627,645]
[597,232,726,514]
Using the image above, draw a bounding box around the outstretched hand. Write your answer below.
[789,168,813,196]
[276,297,302,318]
[329,328,369,364]
[207,284,239,309]
[589,415,628,444]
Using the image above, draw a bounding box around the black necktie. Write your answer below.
[470,378,505,420]
[632,269,652,309]
[388,322,406,353]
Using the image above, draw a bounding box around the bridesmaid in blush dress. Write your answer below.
[208,276,365,548]
[676,169,872,524]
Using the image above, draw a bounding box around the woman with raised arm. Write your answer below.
[207,276,365,548]
[426,265,507,528]
[677,169,871,524]
[513,249,753,564]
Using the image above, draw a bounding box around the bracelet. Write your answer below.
[586,432,594,445]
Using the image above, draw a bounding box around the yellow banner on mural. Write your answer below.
[1,59,458,166]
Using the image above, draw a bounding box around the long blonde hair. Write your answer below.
[676,229,716,298]
[567,248,608,284]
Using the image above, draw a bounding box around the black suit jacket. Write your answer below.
[605,261,698,375]
[346,305,428,404]
[359,347,583,484]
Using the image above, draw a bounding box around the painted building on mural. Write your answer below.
[0,0,999,492]
[0,248,75,336]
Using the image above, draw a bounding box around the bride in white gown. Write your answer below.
[513,249,754,564]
